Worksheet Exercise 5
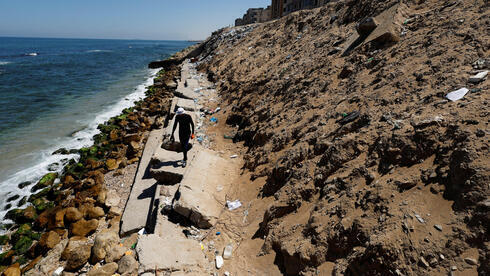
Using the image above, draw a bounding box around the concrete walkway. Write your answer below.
[121,59,234,275]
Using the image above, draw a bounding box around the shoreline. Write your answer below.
[0,68,160,223]
[0,43,198,274]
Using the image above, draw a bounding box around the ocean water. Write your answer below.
[0,37,193,219]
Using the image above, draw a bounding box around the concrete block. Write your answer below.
[173,150,235,228]
[120,129,163,236]
[136,234,206,274]
[150,147,197,184]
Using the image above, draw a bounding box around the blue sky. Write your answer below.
[0,0,270,40]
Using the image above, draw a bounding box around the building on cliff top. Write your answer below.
[235,6,271,26]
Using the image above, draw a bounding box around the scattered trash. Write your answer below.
[197,136,204,142]
[446,87,469,101]
[434,224,443,231]
[414,213,425,223]
[53,267,64,276]
[223,244,233,260]
[337,111,360,125]
[216,255,224,269]
[200,243,204,251]
[125,250,132,256]
[137,228,146,235]
[469,70,488,83]
[214,107,221,113]
[216,231,221,236]
[230,154,238,159]
[210,117,218,123]
[226,200,242,210]
[224,134,233,139]
[131,243,136,249]
[224,272,230,276]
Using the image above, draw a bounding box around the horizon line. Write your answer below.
[0,35,202,42]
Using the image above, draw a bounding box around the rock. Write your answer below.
[469,70,488,83]
[86,206,105,219]
[434,224,443,231]
[87,262,118,276]
[91,230,119,263]
[31,173,57,192]
[464,257,478,265]
[52,148,70,155]
[451,266,457,271]
[105,190,121,208]
[48,208,66,229]
[108,206,122,218]
[105,244,126,263]
[429,257,438,267]
[356,17,378,36]
[18,181,31,189]
[13,236,33,255]
[419,256,430,269]
[52,267,64,276]
[22,206,38,222]
[61,236,92,271]
[37,231,61,253]
[106,159,119,171]
[339,66,353,79]
[6,194,20,202]
[21,256,42,274]
[117,255,138,274]
[70,219,98,237]
[3,263,21,276]
[64,207,83,222]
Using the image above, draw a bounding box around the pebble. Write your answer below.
[464,257,478,265]
[434,224,443,231]
[451,266,457,271]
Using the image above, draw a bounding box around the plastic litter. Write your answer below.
[53,267,64,276]
[469,70,488,83]
[223,244,233,260]
[214,107,221,113]
[226,200,242,210]
[137,228,146,235]
[446,87,469,101]
[216,231,221,235]
[216,255,224,269]
[224,272,230,276]
[210,117,218,123]
[224,134,233,139]
[230,155,238,159]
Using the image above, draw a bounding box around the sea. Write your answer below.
[0,37,194,221]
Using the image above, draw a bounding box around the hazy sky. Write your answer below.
[0,0,270,40]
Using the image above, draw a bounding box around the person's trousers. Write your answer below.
[179,132,190,161]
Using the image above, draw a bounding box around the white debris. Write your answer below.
[216,255,224,269]
[230,155,238,159]
[469,70,488,83]
[223,244,233,260]
[52,267,64,276]
[138,228,146,235]
[414,213,425,223]
[446,87,469,101]
[226,200,242,210]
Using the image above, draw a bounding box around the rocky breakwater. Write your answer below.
[193,0,489,275]
[0,54,186,275]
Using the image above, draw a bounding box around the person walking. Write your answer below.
[170,107,194,167]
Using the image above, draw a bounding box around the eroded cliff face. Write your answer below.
[196,0,489,274]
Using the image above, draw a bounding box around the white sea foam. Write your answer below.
[87,50,113,53]
[25,52,38,56]
[0,61,11,66]
[0,68,160,226]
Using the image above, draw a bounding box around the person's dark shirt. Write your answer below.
[172,113,194,136]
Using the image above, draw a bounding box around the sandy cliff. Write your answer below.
[193,0,489,274]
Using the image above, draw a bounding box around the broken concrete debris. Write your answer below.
[468,70,488,83]
[446,87,469,101]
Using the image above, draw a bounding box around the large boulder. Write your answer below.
[70,219,98,237]
[87,262,118,276]
[36,231,60,254]
[91,230,119,263]
[86,206,105,219]
[118,254,138,275]
[61,237,92,271]
[64,207,83,223]
[31,173,57,192]
[3,263,21,276]
[105,244,126,263]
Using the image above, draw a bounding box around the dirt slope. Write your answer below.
[195,0,489,275]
